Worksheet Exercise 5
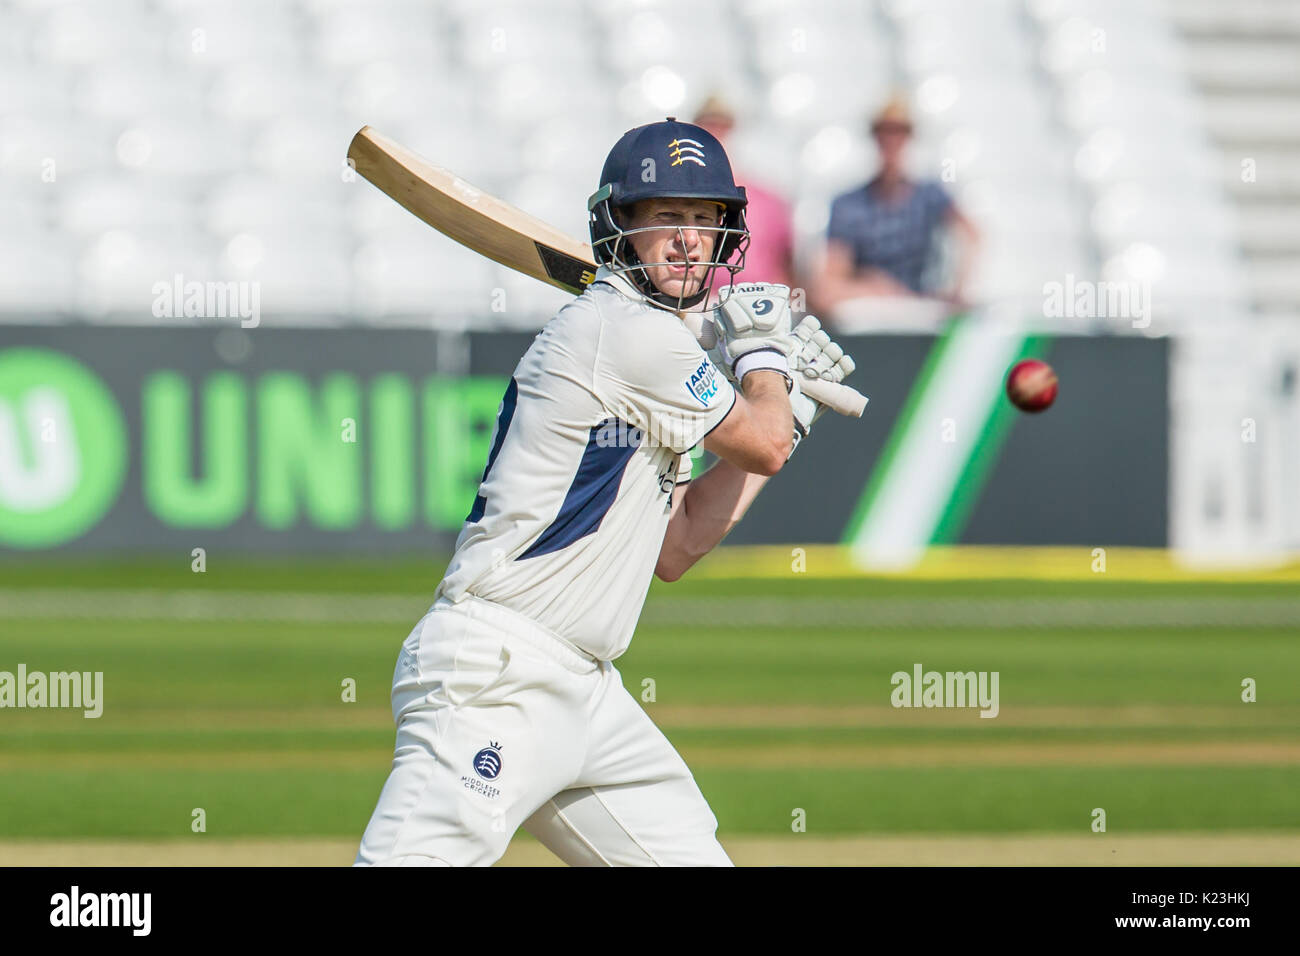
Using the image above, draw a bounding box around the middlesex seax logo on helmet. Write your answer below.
[669,137,706,167]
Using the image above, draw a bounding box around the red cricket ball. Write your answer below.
[1005,359,1058,413]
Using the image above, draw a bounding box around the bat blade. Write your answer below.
[348,126,598,295]
[348,125,867,418]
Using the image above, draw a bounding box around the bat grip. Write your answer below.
[800,376,869,419]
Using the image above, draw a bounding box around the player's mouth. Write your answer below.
[664,258,700,277]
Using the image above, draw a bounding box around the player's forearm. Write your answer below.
[740,370,794,470]
[657,458,771,581]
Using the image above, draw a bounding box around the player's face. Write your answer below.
[622,199,724,301]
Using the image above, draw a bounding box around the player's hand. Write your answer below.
[782,316,854,458]
[787,316,856,384]
[787,376,827,459]
[710,283,795,390]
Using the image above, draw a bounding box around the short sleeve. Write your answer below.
[826,192,856,245]
[593,308,737,455]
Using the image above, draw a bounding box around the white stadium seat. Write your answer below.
[31,1,162,66]
[353,223,496,319]
[73,228,217,320]
[56,175,196,237]
[205,177,346,236]
[0,232,75,315]
[74,65,206,120]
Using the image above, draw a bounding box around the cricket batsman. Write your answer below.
[355,119,856,866]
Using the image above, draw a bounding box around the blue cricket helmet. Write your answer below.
[588,118,750,309]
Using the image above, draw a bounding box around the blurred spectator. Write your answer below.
[693,94,795,292]
[814,96,980,322]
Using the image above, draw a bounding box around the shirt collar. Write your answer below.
[592,264,640,298]
[592,264,718,319]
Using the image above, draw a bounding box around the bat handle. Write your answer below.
[800,376,868,418]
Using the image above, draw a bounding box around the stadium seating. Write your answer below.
[1169,0,1300,317]
[0,0,1278,327]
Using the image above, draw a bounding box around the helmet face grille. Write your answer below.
[589,200,750,311]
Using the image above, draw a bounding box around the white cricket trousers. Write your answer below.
[354,595,733,867]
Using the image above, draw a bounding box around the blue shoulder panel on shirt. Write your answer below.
[518,417,639,560]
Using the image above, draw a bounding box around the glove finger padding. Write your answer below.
[806,354,835,379]
[790,316,820,345]
[785,316,857,386]
[801,346,851,383]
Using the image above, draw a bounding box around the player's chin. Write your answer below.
[650,270,705,300]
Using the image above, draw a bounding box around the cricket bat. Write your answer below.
[347,125,868,418]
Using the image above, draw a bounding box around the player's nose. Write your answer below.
[672,226,703,254]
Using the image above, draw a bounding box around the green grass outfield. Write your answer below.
[1,552,1297,863]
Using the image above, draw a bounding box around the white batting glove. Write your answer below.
[704,326,825,459]
[787,316,856,384]
[710,283,795,390]
[784,316,855,458]
[787,376,826,458]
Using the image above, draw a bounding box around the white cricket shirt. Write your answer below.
[434,267,737,660]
